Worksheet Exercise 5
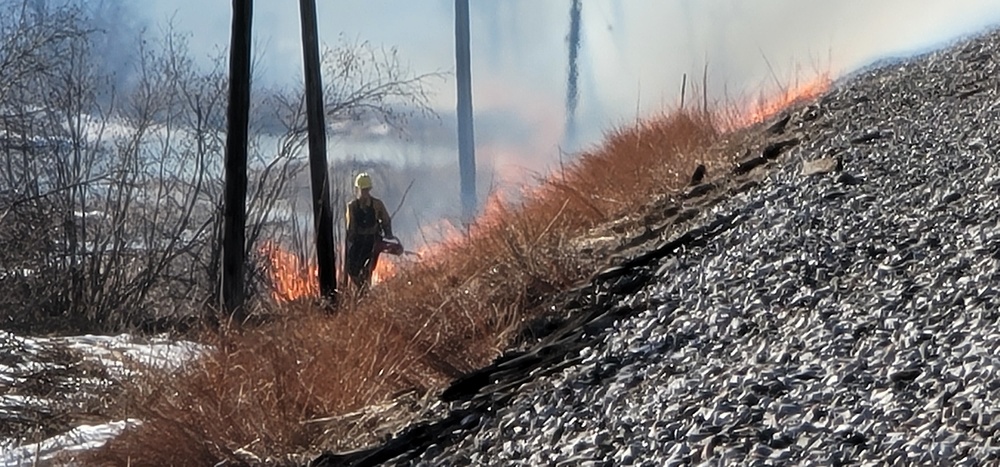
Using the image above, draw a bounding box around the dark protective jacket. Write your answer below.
[345,197,393,239]
[345,196,393,288]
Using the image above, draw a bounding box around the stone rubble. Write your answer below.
[405,28,1000,466]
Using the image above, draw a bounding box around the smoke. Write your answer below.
[0,0,152,108]
[77,0,149,95]
[112,0,1000,246]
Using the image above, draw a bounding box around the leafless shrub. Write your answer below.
[0,5,302,334]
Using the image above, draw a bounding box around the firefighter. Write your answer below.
[345,172,394,290]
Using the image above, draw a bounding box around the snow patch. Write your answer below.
[0,420,137,466]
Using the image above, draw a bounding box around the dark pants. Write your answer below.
[347,234,377,289]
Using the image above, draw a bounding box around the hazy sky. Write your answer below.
[134,0,1000,171]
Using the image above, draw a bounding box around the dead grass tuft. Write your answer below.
[90,107,746,465]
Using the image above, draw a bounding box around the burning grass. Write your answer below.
[89,81,827,465]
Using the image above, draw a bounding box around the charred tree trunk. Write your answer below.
[455,0,477,224]
[299,0,338,304]
[222,0,252,321]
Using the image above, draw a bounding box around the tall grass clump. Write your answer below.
[92,108,728,465]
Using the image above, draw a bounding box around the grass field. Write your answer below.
[89,77,829,465]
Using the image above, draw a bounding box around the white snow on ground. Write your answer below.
[0,395,53,417]
[57,333,204,378]
[0,331,207,466]
[0,421,136,467]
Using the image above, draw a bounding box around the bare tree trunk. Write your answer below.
[299,0,337,305]
[702,61,710,114]
[455,0,477,224]
[564,0,582,151]
[680,73,687,109]
[222,0,252,321]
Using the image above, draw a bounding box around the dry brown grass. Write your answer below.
[89,108,733,465]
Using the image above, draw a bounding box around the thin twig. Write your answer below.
[533,198,570,246]
[758,47,786,93]
[391,179,415,219]
[1,175,109,211]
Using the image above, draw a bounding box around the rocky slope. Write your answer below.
[313,28,1000,466]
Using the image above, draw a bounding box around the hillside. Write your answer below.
[6,23,1000,467]
[325,28,1000,466]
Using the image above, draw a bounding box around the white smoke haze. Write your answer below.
[132,1,1000,133]
[96,1,1000,241]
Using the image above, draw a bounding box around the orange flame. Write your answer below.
[731,74,831,129]
[414,216,466,262]
[260,241,402,301]
[371,257,397,286]
[478,188,512,230]
[260,241,318,302]
[259,77,831,301]
[409,188,516,264]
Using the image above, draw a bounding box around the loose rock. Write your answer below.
[397,27,1000,467]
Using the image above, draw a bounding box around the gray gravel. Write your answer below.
[405,28,1000,467]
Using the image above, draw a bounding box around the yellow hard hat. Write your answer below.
[354,172,373,190]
